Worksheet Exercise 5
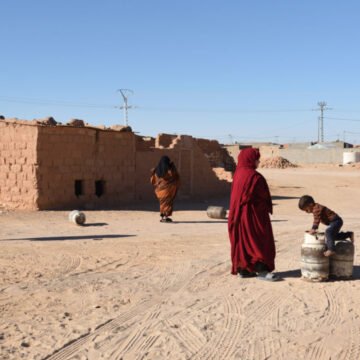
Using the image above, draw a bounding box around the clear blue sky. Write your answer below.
[2,0,360,143]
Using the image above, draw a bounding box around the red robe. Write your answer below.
[228,148,276,274]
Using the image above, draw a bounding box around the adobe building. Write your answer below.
[0,117,234,210]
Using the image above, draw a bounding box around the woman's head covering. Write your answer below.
[237,148,260,169]
[230,147,262,209]
[155,156,172,177]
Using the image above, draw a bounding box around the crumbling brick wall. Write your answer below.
[155,133,177,148]
[136,135,231,201]
[196,138,236,171]
[135,135,155,151]
[0,120,232,210]
[0,120,39,209]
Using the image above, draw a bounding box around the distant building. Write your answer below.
[224,141,359,165]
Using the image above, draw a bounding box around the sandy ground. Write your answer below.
[1,166,360,360]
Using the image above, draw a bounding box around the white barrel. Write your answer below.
[206,206,227,219]
[343,152,360,165]
[301,232,329,282]
[329,240,354,279]
[69,210,86,225]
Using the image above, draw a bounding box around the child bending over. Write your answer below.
[298,195,353,257]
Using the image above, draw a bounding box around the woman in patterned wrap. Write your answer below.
[150,156,180,222]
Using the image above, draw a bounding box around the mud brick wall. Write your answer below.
[155,133,177,148]
[135,135,155,151]
[36,126,136,209]
[0,121,39,209]
[174,136,231,198]
[0,121,232,209]
[196,138,236,171]
[135,135,230,201]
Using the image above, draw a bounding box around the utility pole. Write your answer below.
[117,89,134,126]
[314,101,332,143]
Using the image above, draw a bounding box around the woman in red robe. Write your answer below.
[228,148,279,281]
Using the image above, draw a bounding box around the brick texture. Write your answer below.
[0,120,232,210]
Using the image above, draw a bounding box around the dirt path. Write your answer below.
[1,167,360,359]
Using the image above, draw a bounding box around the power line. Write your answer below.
[137,106,313,114]
[325,116,360,122]
[0,96,314,114]
[0,96,114,109]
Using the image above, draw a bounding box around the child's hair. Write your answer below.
[298,195,315,210]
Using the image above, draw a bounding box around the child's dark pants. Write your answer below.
[325,217,349,251]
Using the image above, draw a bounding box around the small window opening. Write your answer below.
[74,180,84,197]
[95,180,105,197]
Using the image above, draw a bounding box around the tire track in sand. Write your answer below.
[57,253,82,277]
[163,318,207,358]
[305,285,345,360]
[96,264,223,359]
[235,291,289,360]
[343,323,360,360]
[43,263,199,360]
[43,298,161,360]
[336,255,360,360]
[190,295,242,360]
[43,259,229,359]
[105,306,163,359]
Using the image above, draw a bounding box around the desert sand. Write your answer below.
[1,166,360,360]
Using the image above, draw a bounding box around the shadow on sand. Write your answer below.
[1,234,136,242]
[276,269,302,279]
[277,267,360,281]
[272,195,300,200]
[350,265,360,280]
[278,186,304,189]
[171,220,227,224]
[82,222,108,227]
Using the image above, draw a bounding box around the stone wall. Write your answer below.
[0,120,39,209]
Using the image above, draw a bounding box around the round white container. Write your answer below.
[206,206,227,219]
[69,210,86,225]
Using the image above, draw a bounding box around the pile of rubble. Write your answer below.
[259,156,297,169]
